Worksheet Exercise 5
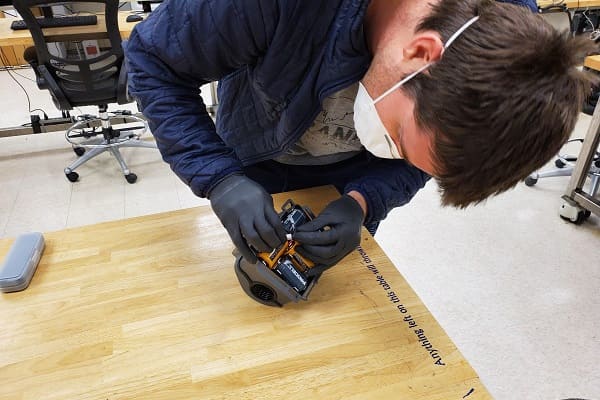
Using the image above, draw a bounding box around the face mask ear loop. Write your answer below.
[444,15,479,49]
[373,62,432,104]
[372,15,480,105]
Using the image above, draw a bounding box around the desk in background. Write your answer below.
[0,11,141,65]
[537,0,600,9]
[0,186,492,399]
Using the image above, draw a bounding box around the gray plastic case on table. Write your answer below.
[0,232,45,293]
[234,254,320,307]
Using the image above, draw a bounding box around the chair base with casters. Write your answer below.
[64,104,157,184]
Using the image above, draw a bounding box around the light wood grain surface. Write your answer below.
[585,54,600,71]
[0,186,492,400]
[0,12,140,47]
[537,0,600,8]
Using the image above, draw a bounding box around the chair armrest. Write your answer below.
[539,4,568,12]
[23,46,71,109]
[23,47,48,90]
[38,65,72,110]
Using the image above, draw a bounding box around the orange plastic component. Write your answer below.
[257,240,315,272]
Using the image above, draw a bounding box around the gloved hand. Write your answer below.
[209,175,286,263]
[293,195,364,277]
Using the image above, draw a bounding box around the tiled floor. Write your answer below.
[0,67,210,239]
[0,127,209,237]
[1,68,599,400]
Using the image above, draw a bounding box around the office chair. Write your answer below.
[525,139,600,214]
[12,0,156,183]
[539,3,573,34]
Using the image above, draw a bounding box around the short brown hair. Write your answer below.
[405,0,595,207]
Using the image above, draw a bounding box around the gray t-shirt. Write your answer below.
[275,83,363,165]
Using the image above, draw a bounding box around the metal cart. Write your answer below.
[559,101,600,224]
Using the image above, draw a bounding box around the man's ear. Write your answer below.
[403,32,444,64]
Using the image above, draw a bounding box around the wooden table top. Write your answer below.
[585,54,600,71]
[537,0,600,8]
[0,12,141,47]
[0,186,491,399]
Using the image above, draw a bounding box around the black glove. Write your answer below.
[209,175,286,263]
[293,195,364,276]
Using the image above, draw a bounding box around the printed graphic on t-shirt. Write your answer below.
[276,83,363,165]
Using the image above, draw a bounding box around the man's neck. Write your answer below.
[364,0,398,53]
[364,0,437,54]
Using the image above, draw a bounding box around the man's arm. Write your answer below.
[124,0,279,197]
[293,159,429,272]
[346,191,368,217]
[344,159,430,227]
[125,1,291,261]
[496,0,537,12]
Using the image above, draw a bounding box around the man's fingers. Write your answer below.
[230,228,257,264]
[296,244,338,265]
[239,218,270,253]
[293,229,338,245]
[294,217,332,233]
[264,207,287,243]
[254,214,284,249]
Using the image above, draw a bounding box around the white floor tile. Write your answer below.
[0,211,9,237]
[176,179,211,209]
[70,173,126,208]
[123,164,178,211]
[3,200,70,237]
[66,200,124,228]
[0,68,54,128]
[0,172,22,207]
[124,191,181,218]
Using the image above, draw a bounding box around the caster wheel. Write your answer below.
[567,211,589,225]
[524,176,538,187]
[125,173,137,184]
[555,159,566,168]
[559,202,590,225]
[66,171,79,182]
[73,147,85,156]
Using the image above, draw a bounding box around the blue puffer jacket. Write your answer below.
[497,0,538,12]
[124,0,535,225]
[124,0,429,226]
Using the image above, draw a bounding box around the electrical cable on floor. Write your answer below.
[7,68,36,83]
[0,9,18,18]
[0,48,50,120]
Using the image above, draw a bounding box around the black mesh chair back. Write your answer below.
[12,0,127,109]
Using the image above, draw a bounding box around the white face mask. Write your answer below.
[353,15,480,159]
